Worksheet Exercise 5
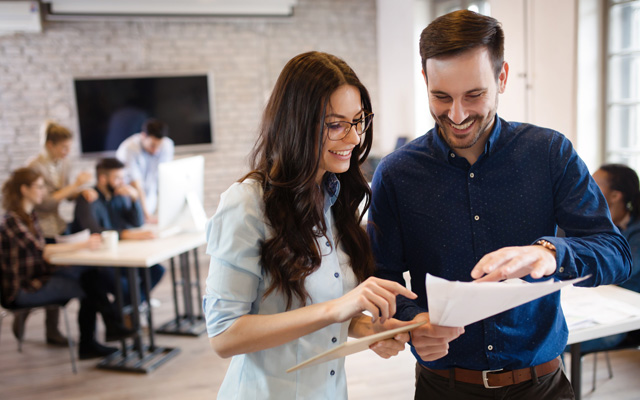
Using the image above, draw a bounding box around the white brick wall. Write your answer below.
[0,0,378,220]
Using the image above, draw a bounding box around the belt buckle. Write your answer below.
[482,368,504,389]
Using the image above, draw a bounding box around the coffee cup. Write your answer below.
[101,230,118,251]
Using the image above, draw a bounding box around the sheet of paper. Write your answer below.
[426,273,590,327]
[286,321,426,373]
[561,286,640,329]
[54,228,90,244]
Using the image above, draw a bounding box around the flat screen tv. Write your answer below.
[73,74,213,155]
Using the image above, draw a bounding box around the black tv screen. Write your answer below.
[74,74,213,154]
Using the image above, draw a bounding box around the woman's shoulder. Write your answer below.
[220,178,264,205]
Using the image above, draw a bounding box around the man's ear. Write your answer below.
[498,61,509,94]
[610,189,624,204]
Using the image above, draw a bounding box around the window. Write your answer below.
[606,0,640,171]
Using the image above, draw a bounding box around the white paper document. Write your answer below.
[426,273,590,327]
[561,286,640,330]
[54,228,90,244]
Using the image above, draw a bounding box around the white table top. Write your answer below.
[49,231,207,268]
[564,285,640,344]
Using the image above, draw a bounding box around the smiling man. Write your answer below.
[367,10,632,400]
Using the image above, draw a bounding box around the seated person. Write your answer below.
[1,168,135,359]
[26,121,97,346]
[570,163,640,352]
[115,118,174,224]
[70,158,165,306]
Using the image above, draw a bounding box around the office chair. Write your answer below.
[0,287,78,374]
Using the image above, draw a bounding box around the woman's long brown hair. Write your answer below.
[2,167,41,234]
[244,51,375,310]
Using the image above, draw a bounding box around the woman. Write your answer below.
[575,164,640,352]
[26,121,96,345]
[203,52,416,399]
[0,168,135,359]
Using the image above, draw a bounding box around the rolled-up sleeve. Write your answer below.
[203,181,266,337]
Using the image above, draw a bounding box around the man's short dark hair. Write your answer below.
[96,157,124,176]
[142,118,169,139]
[420,10,504,80]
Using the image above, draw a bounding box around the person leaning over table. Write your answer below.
[367,10,632,400]
[115,118,174,224]
[0,167,135,359]
[571,164,640,353]
[203,51,425,400]
[23,121,98,346]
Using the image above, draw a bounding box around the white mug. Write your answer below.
[101,230,118,251]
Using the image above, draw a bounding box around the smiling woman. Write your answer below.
[202,51,417,400]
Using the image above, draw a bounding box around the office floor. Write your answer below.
[2,265,640,399]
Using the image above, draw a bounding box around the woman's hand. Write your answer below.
[86,233,103,250]
[326,277,416,325]
[74,171,93,187]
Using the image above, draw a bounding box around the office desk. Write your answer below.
[564,285,640,400]
[49,231,206,373]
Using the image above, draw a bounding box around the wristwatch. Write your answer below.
[535,239,556,253]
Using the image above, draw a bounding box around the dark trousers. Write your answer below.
[415,362,575,400]
[105,264,165,305]
[76,268,123,344]
[15,267,123,345]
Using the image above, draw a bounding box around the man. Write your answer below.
[71,158,165,307]
[368,10,632,399]
[116,118,174,223]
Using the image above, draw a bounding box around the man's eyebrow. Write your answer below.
[430,88,487,95]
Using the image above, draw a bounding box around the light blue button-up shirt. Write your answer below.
[115,133,174,214]
[203,175,356,399]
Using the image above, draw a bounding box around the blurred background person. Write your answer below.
[1,167,135,359]
[572,164,640,352]
[25,121,96,346]
[116,118,174,223]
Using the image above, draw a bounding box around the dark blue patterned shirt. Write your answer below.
[368,116,632,371]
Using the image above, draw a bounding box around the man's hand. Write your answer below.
[114,184,139,201]
[410,313,464,362]
[368,318,415,359]
[470,245,556,282]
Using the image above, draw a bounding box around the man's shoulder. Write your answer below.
[501,119,564,142]
[116,133,143,153]
[498,119,569,154]
[377,133,437,171]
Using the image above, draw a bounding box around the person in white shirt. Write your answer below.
[203,52,425,399]
[115,118,174,223]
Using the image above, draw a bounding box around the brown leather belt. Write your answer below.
[422,357,561,389]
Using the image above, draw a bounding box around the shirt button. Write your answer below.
[469,172,475,178]
[450,153,456,158]
[474,215,480,221]
[488,345,493,351]
[332,337,337,343]
[325,241,331,247]
[334,272,340,278]
[330,370,335,376]
[559,267,565,273]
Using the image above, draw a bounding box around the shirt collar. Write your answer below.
[432,115,503,162]
[323,173,340,210]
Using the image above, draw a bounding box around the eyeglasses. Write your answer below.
[325,112,374,141]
